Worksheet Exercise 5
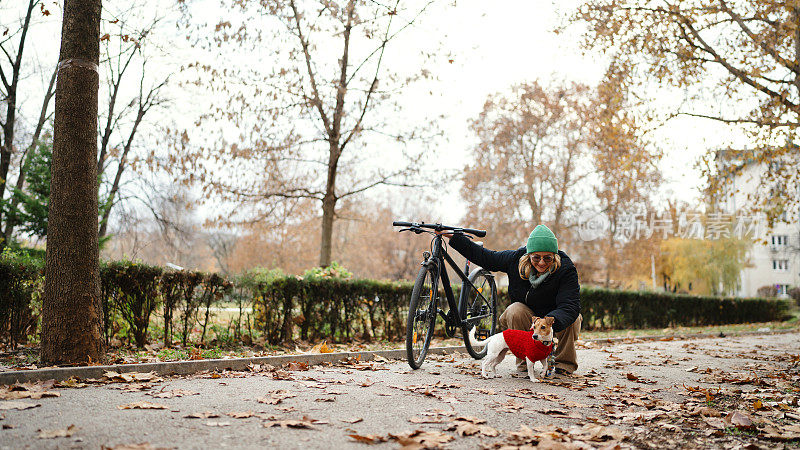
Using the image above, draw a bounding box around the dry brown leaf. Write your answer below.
[348,433,386,444]
[117,401,167,410]
[257,389,296,405]
[341,417,363,424]
[101,443,176,450]
[263,419,315,429]
[445,418,499,437]
[151,389,197,399]
[226,411,255,419]
[309,341,334,354]
[38,424,78,439]
[285,361,309,371]
[183,412,220,419]
[726,410,754,429]
[389,430,454,449]
[0,401,39,410]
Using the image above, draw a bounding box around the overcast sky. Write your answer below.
[9,0,744,226]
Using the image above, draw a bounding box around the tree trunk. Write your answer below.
[3,65,58,244]
[319,191,337,267]
[40,0,104,365]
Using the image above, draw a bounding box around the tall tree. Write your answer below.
[40,0,104,364]
[0,0,47,249]
[588,61,662,287]
[571,0,800,221]
[461,81,593,251]
[176,0,440,267]
[2,65,57,243]
[96,11,169,239]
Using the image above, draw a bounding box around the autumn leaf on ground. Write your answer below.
[341,417,363,424]
[0,401,40,410]
[285,361,309,371]
[257,389,296,404]
[151,389,198,399]
[118,401,167,410]
[57,377,88,389]
[348,433,386,444]
[263,419,315,429]
[725,410,755,429]
[309,341,334,354]
[104,371,160,383]
[184,412,220,419]
[389,430,454,449]
[226,411,255,419]
[570,423,626,442]
[445,417,499,437]
[38,424,78,439]
[272,370,294,380]
[101,443,177,450]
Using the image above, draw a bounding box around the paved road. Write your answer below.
[1,332,799,449]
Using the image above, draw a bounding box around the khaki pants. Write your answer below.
[498,302,582,374]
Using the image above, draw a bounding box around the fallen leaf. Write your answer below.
[285,361,309,371]
[226,411,255,419]
[348,433,386,444]
[341,417,363,424]
[257,389,296,405]
[726,410,754,429]
[184,412,220,419]
[38,424,78,439]
[117,401,167,410]
[101,443,177,450]
[151,389,198,399]
[389,430,454,449]
[263,419,315,429]
[0,401,39,410]
[309,341,334,354]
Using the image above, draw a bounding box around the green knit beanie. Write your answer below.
[526,225,558,253]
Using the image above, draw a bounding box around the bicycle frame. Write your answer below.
[424,234,493,330]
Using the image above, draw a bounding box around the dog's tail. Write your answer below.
[467,326,488,348]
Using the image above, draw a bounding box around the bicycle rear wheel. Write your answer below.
[406,264,438,369]
[462,268,497,359]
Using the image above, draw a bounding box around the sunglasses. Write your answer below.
[530,254,554,264]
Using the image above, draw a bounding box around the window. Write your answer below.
[777,284,790,295]
[773,259,789,271]
[771,235,789,247]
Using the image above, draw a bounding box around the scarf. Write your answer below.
[528,270,549,289]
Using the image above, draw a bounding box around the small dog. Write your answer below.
[469,316,556,382]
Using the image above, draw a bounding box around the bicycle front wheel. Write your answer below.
[406,264,438,369]
[462,268,498,359]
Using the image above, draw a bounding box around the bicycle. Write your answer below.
[392,221,498,369]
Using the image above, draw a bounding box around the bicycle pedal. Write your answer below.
[475,329,490,340]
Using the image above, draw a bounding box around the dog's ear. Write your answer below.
[531,316,540,323]
[544,316,555,326]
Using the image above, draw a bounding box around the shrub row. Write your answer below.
[0,254,794,347]
[497,287,793,330]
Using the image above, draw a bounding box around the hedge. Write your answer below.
[497,286,793,330]
[0,255,794,347]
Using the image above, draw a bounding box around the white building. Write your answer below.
[716,150,800,298]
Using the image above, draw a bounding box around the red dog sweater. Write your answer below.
[502,329,554,362]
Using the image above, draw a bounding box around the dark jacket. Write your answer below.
[449,233,580,333]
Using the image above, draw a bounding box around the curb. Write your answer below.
[1,328,797,385]
[0,346,467,385]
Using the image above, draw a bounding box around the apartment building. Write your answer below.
[715,150,800,298]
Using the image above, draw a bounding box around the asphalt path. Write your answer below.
[1,332,799,449]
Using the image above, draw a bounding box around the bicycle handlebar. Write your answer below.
[392,221,487,238]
